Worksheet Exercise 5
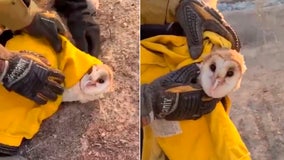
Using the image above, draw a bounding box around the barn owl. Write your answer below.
[198,48,247,98]
[63,64,113,103]
[150,48,246,138]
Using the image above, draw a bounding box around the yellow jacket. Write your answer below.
[141,31,251,160]
[0,33,102,147]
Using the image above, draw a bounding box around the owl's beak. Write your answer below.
[212,78,224,90]
[86,81,97,87]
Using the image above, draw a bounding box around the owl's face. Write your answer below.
[80,64,113,96]
[199,49,246,98]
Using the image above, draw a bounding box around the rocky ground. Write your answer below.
[19,0,139,159]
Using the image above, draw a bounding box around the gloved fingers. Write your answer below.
[26,13,63,53]
[224,25,241,52]
[34,93,48,105]
[41,21,62,53]
[176,0,241,59]
[189,45,204,60]
[47,15,73,41]
[201,99,219,114]
[202,4,241,51]
[160,64,201,89]
[165,85,202,93]
[85,27,101,57]
[39,11,69,36]
[182,91,202,119]
[203,20,235,48]
[85,30,96,55]
[46,69,65,95]
[201,91,221,103]
[188,93,203,119]
[201,95,220,112]
[165,90,218,121]
[49,17,67,35]
[47,70,65,83]
[46,78,64,95]
[74,35,89,53]
[176,0,204,59]
[40,87,58,101]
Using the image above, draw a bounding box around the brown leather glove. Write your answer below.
[176,0,241,59]
[0,45,65,105]
[141,64,220,126]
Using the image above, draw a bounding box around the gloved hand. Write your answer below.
[24,11,68,53]
[141,64,220,126]
[0,45,65,105]
[176,0,241,59]
[54,0,101,57]
[72,15,101,57]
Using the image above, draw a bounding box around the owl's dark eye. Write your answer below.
[226,71,234,77]
[97,78,105,84]
[210,63,216,72]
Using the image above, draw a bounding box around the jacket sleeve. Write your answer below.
[0,0,40,30]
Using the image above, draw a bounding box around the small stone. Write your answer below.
[122,22,128,27]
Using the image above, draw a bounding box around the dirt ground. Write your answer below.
[224,4,284,160]
[19,0,139,160]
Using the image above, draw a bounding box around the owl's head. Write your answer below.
[80,64,113,97]
[199,49,247,98]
